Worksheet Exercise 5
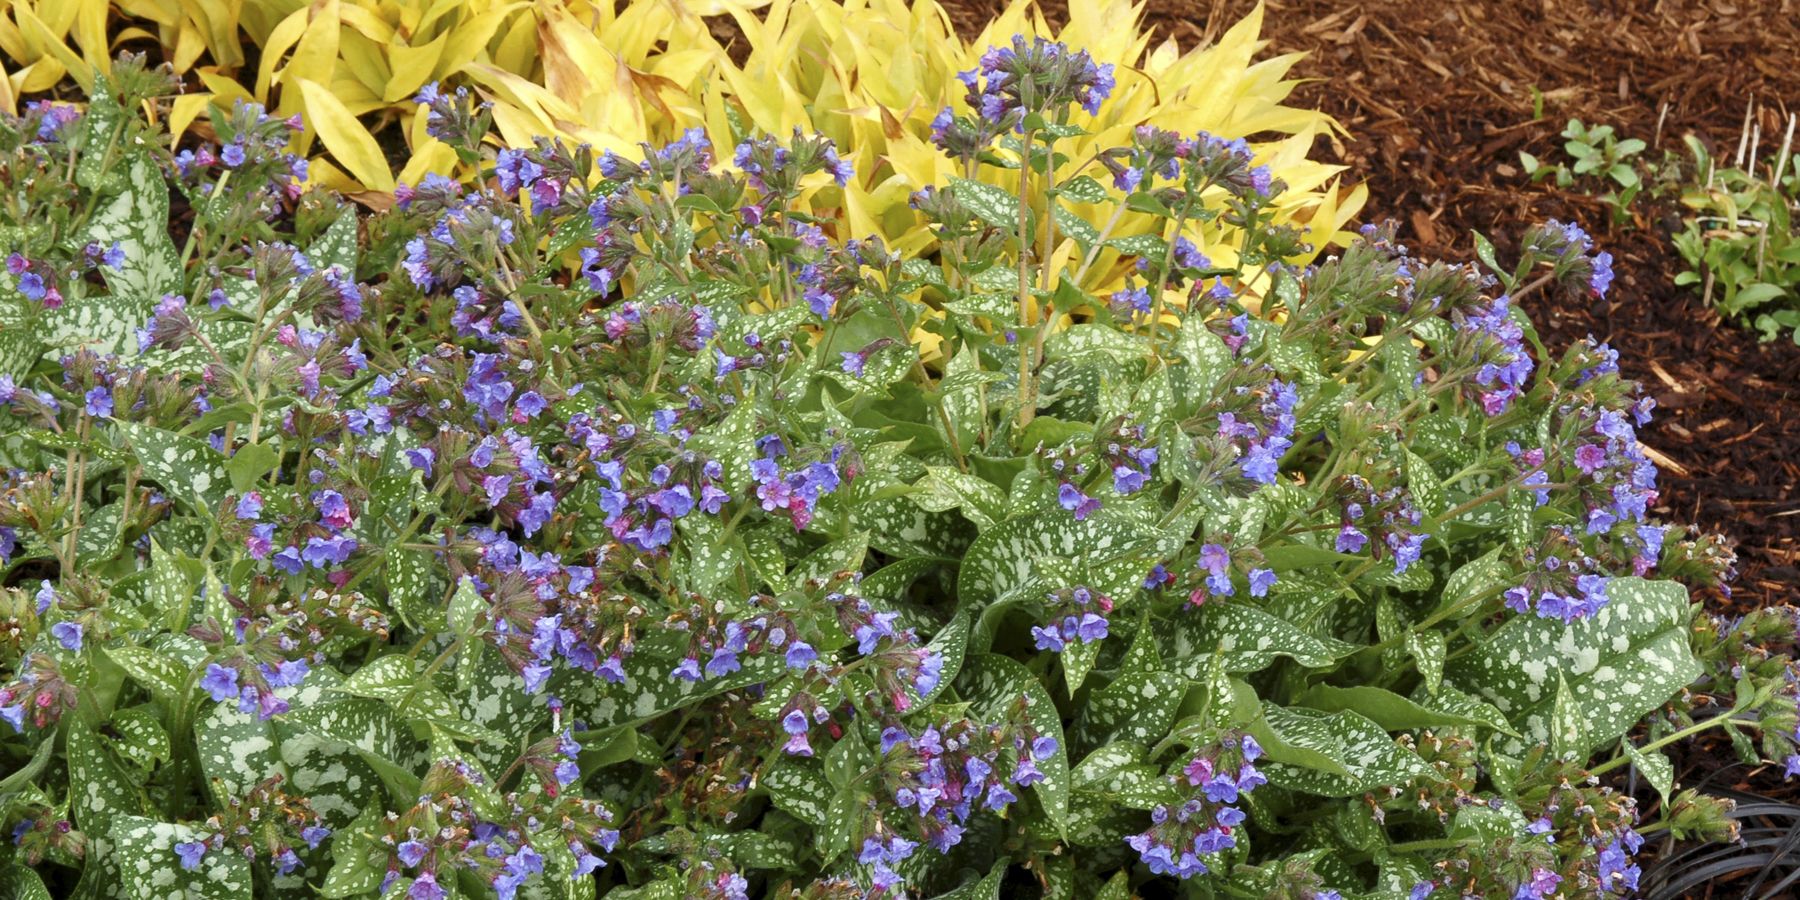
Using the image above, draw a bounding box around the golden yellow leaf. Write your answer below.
[296,77,394,192]
[169,92,211,144]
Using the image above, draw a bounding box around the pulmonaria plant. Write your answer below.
[0,46,1784,900]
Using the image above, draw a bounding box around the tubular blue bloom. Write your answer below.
[397,839,429,868]
[1058,483,1100,520]
[201,663,239,702]
[83,387,112,417]
[50,621,82,652]
[408,873,446,900]
[1247,568,1277,597]
[174,841,207,870]
[784,641,817,669]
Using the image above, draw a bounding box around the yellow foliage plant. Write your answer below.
[0,0,1360,305]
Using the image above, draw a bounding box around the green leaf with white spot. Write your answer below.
[104,706,170,773]
[385,545,441,631]
[447,575,484,636]
[957,509,1158,609]
[112,815,252,900]
[1623,741,1675,805]
[67,718,148,834]
[116,422,229,514]
[764,753,831,826]
[1164,603,1357,675]
[107,644,191,703]
[1073,671,1186,748]
[1446,577,1700,755]
[196,687,285,808]
[1255,704,1435,797]
[1295,684,1512,735]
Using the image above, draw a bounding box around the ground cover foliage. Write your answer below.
[0,35,1787,900]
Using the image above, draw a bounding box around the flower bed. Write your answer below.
[0,30,1787,900]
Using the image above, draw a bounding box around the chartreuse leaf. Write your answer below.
[959,654,1069,829]
[111,815,252,900]
[297,79,396,192]
[1255,704,1435,797]
[1164,602,1357,675]
[1446,577,1700,755]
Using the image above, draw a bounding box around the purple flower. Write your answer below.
[1075,613,1109,642]
[302,825,331,849]
[50,621,82,652]
[397,839,429,868]
[1590,251,1615,297]
[408,872,446,900]
[0,705,22,732]
[671,657,702,682]
[785,641,817,669]
[235,492,263,520]
[705,647,741,678]
[1058,483,1101,520]
[83,387,112,418]
[1031,625,1065,652]
[1247,568,1277,597]
[174,840,207,870]
[34,581,54,614]
[201,664,239,702]
[1198,543,1231,576]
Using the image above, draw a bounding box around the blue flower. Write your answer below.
[785,641,818,670]
[50,621,82,652]
[200,664,240,702]
[174,840,207,870]
[83,387,112,418]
